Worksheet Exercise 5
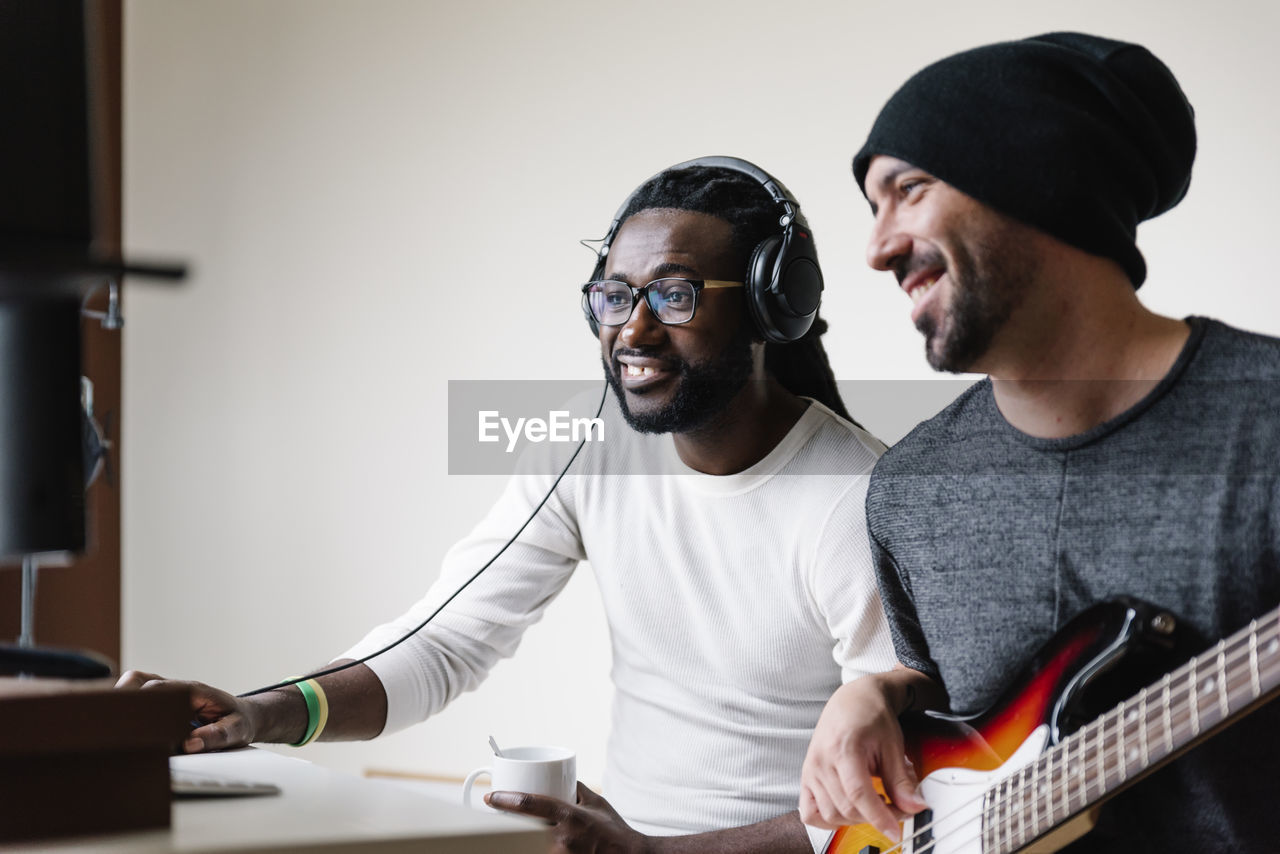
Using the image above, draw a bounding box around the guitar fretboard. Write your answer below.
[979,606,1280,853]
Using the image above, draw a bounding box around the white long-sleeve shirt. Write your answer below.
[341,399,897,838]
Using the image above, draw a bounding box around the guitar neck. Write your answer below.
[981,606,1280,853]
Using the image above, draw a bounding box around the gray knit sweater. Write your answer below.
[867,317,1280,850]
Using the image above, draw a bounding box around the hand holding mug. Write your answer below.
[463,745,576,808]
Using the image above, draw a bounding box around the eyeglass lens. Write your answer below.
[585,279,697,326]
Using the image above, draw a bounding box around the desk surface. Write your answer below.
[4,747,548,853]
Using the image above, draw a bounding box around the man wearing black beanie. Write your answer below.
[798,33,1279,853]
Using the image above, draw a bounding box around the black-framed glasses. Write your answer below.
[581,278,744,327]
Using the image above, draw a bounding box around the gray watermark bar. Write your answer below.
[447,379,1280,476]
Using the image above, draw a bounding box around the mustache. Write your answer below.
[610,347,684,373]
[893,247,947,286]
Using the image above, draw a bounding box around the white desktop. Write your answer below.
[3,747,548,853]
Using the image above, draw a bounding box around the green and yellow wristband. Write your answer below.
[290,678,329,747]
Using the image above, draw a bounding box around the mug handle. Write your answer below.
[462,766,492,807]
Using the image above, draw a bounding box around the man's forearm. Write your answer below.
[647,670,945,854]
[251,659,388,744]
[648,811,815,854]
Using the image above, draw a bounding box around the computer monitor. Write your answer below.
[0,0,102,557]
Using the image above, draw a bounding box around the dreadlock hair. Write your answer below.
[616,165,857,426]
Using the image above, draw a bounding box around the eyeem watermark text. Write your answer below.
[478,410,605,453]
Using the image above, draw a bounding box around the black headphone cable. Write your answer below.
[238,380,609,699]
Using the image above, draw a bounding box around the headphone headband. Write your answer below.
[595,156,809,267]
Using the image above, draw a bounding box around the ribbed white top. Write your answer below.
[341,400,896,840]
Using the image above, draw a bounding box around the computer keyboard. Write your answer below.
[171,768,281,798]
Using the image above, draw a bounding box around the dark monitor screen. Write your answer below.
[0,0,96,556]
[0,0,94,259]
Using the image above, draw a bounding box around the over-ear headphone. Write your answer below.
[583,156,823,345]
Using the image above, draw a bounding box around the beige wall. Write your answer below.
[122,0,1280,784]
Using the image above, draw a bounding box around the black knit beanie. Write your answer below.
[852,32,1196,287]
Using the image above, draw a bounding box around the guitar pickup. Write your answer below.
[911,808,934,852]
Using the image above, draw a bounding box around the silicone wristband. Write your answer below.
[290,678,326,746]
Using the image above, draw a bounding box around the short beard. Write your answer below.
[919,221,1040,373]
[604,325,755,435]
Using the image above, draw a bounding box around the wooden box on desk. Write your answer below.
[0,678,190,842]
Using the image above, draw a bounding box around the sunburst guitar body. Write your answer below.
[825,598,1280,854]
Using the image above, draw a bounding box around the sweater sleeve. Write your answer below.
[337,468,586,734]
[868,527,940,684]
[808,474,900,684]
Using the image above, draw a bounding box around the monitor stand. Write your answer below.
[0,555,111,678]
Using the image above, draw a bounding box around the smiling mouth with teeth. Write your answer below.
[910,273,941,305]
[624,364,657,378]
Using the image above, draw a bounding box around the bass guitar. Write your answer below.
[825,598,1280,853]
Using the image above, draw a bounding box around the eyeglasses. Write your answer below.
[581,278,744,327]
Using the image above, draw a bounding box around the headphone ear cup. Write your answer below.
[745,235,786,344]
[745,231,822,345]
[774,226,823,320]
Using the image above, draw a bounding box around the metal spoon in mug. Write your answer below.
[488,735,505,758]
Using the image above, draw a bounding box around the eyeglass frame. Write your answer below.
[580,277,745,327]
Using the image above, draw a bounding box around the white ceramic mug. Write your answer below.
[462,746,577,808]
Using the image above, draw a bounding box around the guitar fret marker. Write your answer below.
[1045,752,1056,825]
[1160,673,1173,756]
[1117,704,1130,784]
[1138,687,1150,768]
[991,779,1002,850]
[1002,778,1014,852]
[1018,763,1028,846]
[1074,752,1086,813]
[1060,741,1070,820]
[1249,621,1261,699]
[1094,716,1106,798]
[1030,759,1040,836]
[1215,641,1230,719]
[982,790,996,851]
[1188,657,1200,738]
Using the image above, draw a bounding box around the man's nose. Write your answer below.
[866,216,912,273]
[619,297,665,346]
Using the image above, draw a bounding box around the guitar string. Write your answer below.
[887,617,1278,854]
[903,616,1279,854]
[878,680,1259,854]
[854,612,1279,854]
